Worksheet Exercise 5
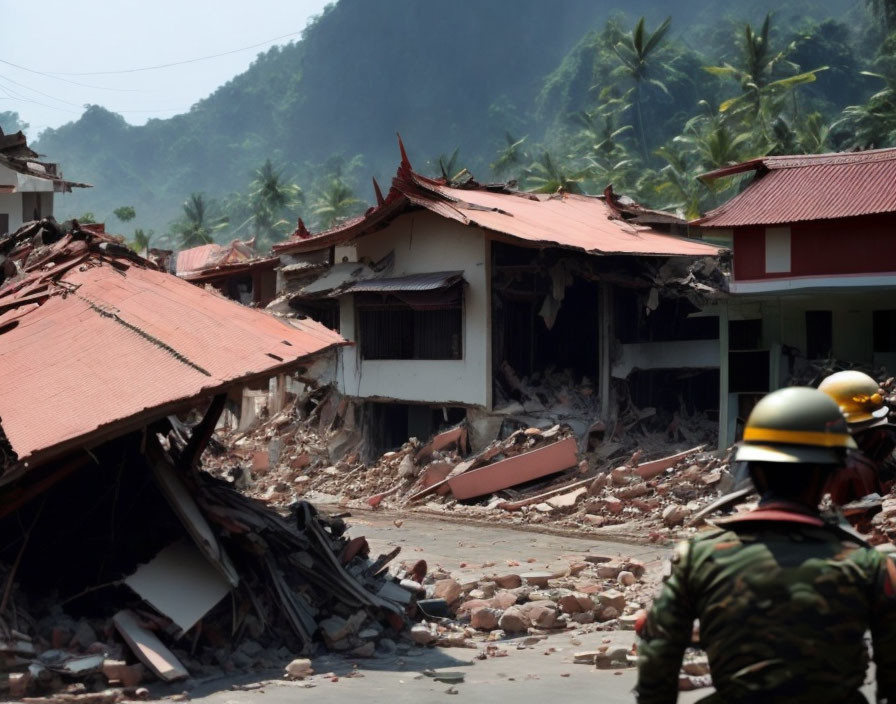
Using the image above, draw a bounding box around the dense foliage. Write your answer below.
[26,0,896,247]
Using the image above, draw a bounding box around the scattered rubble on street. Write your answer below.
[203,382,734,542]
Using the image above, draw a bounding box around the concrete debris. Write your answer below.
[203,384,739,541]
[0,419,423,700]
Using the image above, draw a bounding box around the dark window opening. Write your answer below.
[357,286,462,360]
[224,275,254,305]
[0,213,8,235]
[729,350,770,392]
[614,289,719,343]
[629,368,720,416]
[364,402,466,458]
[493,277,600,381]
[729,319,762,350]
[292,299,340,331]
[874,310,896,353]
[805,310,833,359]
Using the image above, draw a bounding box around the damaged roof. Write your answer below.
[695,147,896,227]
[0,127,91,193]
[0,220,346,474]
[273,142,721,259]
[175,239,265,275]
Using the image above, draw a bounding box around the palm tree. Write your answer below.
[490,133,529,180]
[704,14,826,142]
[312,179,363,229]
[834,48,896,149]
[646,144,705,220]
[611,16,672,163]
[248,159,303,248]
[676,102,751,172]
[171,193,228,248]
[130,228,153,255]
[524,152,583,194]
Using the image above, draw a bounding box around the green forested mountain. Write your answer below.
[23,0,887,248]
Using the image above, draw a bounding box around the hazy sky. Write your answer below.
[1,0,331,139]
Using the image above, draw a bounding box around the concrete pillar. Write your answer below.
[718,302,730,451]
[599,281,613,421]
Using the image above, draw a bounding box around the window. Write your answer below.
[357,286,462,360]
[765,226,791,273]
[805,310,833,359]
[874,310,896,353]
[0,213,8,235]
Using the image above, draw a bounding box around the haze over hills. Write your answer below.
[24,0,866,243]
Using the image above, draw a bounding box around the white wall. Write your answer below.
[0,192,22,233]
[0,163,58,233]
[336,211,491,408]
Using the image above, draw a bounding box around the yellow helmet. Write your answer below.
[818,370,889,427]
[735,386,856,464]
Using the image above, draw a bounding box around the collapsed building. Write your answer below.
[0,220,433,698]
[269,141,724,460]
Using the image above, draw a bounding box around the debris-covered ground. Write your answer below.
[203,384,734,544]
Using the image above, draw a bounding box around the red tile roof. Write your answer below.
[175,240,259,275]
[695,148,896,227]
[273,152,720,259]
[0,224,345,473]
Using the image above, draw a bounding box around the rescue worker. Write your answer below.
[819,370,896,503]
[635,386,896,704]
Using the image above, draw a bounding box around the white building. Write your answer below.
[273,150,722,455]
[0,127,89,234]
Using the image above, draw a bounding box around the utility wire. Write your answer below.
[45,30,303,76]
[0,58,138,92]
[0,73,86,108]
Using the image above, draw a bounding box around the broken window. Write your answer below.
[874,310,896,353]
[729,319,768,393]
[491,242,599,380]
[614,289,718,343]
[805,310,833,359]
[364,401,466,457]
[292,299,340,331]
[356,285,462,360]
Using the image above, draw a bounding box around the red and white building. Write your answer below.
[695,148,896,445]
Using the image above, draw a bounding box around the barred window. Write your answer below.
[356,285,463,360]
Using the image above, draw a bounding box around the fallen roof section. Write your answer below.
[0,219,346,474]
[273,140,721,259]
[695,147,896,227]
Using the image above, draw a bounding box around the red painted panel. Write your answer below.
[791,214,896,276]
[733,214,896,280]
[733,226,765,280]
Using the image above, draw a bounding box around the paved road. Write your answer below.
[151,511,681,703]
[145,511,877,703]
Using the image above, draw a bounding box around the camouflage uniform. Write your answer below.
[635,505,896,704]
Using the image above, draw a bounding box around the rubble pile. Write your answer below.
[203,385,734,541]
[398,553,652,650]
[0,430,429,701]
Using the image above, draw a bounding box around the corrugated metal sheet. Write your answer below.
[176,244,225,274]
[339,271,464,294]
[0,247,345,468]
[273,160,720,258]
[696,148,896,227]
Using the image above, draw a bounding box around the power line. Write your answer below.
[0,58,139,92]
[0,74,86,108]
[0,84,80,114]
[46,30,303,76]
